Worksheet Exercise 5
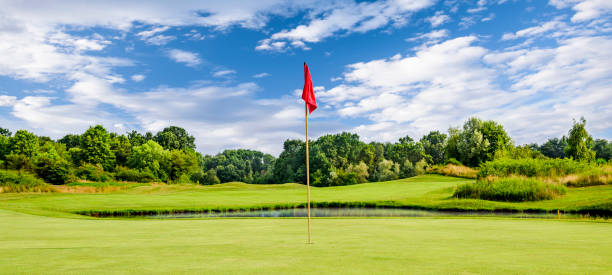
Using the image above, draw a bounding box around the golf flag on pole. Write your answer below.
[302,62,315,244]
[302,62,317,113]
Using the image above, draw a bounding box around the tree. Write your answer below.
[58,134,80,149]
[168,149,199,181]
[0,127,11,138]
[565,117,595,162]
[420,131,447,165]
[79,125,115,170]
[154,126,196,150]
[456,118,490,166]
[110,134,132,167]
[538,137,567,158]
[480,120,511,160]
[593,139,612,161]
[128,140,170,182]
[447,118,510,166]
[9,130,39,158]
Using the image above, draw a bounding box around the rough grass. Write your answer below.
[478,158,592,178]
[427,164,478,179]
[558,166,612,187]
[454,176,567,202]
[0,170,55,193]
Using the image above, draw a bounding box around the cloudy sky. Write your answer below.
[0,0,610,155]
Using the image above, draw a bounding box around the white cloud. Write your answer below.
[550,0,612,22]
[0,95,17,107]
[256,0,435,51]
[167,49,202,67]
[426,11,450,27]
[324,31,612,144]
[253,72,270,78]
[131,74,146,82]
[213,69,236,77]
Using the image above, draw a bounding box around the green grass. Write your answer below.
[0,209,611,274]
[1,175,612,273]
[1,175,611,217]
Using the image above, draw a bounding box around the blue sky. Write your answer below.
[0,0,610,155]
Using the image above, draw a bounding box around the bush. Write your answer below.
[190,169,220,185]
[454,176,566,202]
[329,171,359,186]
[74,163,113,182]
[34,156,71,184]
[427,164,478,179]
[114,166,156,183]
[0,170,55,193]
[478,158,591,178]
[446,158,462,166]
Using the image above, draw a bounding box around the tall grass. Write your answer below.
[556,166,612,187]
[454,176,566,202]
[427,164,478,179]
[0,170,55,193]
[478,158,591,178]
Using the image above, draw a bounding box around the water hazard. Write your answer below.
[143,207,592,219]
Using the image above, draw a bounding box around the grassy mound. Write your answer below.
[427,164,478,179]
[454,176,566,202]
[0,170,55,193]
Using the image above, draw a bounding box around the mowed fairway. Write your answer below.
[1,175,612,274]
[1,209,611,274]
[2,175,612,216]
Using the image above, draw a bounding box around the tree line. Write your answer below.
[0,117,609,186]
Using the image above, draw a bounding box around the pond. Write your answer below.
[143,207,593,219]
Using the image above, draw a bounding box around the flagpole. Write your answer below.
[305,102,311,244]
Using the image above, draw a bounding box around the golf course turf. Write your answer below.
[1,175,611,274]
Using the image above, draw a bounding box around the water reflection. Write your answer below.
[145,208,591,219]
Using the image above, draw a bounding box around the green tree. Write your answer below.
[79,125,115,170]
[154,126,196,150]
[58,134,81,149]
[0,127,11,138]
[538,137,567,158]
[565,117,595,162]
[9,130,39,158]
[169,149,199,181]
[456,118,490,166]
[420,131,447,165]
[592,139,612,161]
[128,140,170,181]
[110,134,132,166]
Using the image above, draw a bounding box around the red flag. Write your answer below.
[302,62,317,113]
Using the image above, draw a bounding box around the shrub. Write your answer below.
[0,170,55,193]
[190,169,220,185]
[114,166,156,183]
[34,156,71,185]
[74,163,113,182]
[427,164,478,179]
[478,158,591,178]
[454,176,566,202]
[330,171,359,186]
[446,158,462,166]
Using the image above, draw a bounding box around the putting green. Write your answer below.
[1,209,611,274]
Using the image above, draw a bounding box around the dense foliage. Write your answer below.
[0,116,608,189]
[478,158,592,178]
[454,177,566,202]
